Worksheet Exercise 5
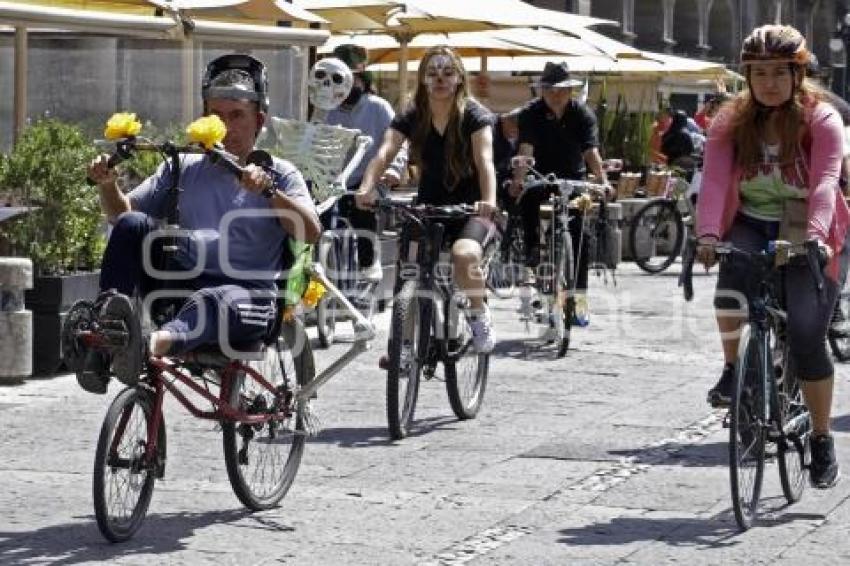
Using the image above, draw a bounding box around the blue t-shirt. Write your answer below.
[325,93,406,188]
[128,154,312,289]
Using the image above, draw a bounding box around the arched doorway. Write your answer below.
[707,0,736,63]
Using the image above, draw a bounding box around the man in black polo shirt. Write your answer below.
[509,61,609,325]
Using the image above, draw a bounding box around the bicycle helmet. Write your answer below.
[740,24,810,67]
[202,53,269,112]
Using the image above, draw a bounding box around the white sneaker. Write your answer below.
[467,307,495,354]
[362,260,383,284]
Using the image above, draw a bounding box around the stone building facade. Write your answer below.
[530,1,847,74]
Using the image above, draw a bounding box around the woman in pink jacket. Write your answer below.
[697,25,850,489]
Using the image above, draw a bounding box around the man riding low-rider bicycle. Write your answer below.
[80,53,320,394]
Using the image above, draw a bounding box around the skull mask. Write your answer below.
[308,57,354,111]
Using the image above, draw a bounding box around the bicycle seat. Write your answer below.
[179,340,266,366]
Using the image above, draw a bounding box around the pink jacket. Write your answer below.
[697,100,850,281]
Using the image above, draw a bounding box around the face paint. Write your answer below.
[423,55,460,92]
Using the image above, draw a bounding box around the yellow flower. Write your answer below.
[104,112,142,140]
[186,115,227,150]
[301,279,327,309]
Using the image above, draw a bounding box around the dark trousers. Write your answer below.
[99,211,273,354]
[320,193,378,268]
[519,191,589,291]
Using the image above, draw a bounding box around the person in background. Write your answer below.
[649,107,673,164]
[320,44,408,283]
[492,108,521,213]
[510,61,611,326]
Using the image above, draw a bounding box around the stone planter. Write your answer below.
[0,258,33,383]
[25,270,99,376]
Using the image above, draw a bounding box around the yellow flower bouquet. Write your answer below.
[186,115,227,150]
[104,112,142,140]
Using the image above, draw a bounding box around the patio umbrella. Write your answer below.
[17,1,326,26]
[319,31,559,65]
[2,0,328,140]
[296,0,615,105]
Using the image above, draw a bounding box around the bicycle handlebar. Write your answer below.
[679,238,828,303]
[87,136,246,186]
[515,177,609,206]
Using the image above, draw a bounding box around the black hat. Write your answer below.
[537,61,582,88]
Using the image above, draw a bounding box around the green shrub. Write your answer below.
[0,118,104,275]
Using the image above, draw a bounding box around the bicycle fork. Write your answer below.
[293,263,376,404]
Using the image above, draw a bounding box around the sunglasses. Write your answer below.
[314,69,346,85]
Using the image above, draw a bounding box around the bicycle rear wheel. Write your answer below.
[445,305,489,420]
[93,386,162,542]
[223,319,312,510]
[387,280,428,439]
[629,199,684,274]
[774,336,810,504]
[828,279,850,361]
[729,324,767,531]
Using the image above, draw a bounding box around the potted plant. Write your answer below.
[0,118,105,375]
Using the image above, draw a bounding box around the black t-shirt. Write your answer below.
[391,99,492,205]
[517,98,599,180]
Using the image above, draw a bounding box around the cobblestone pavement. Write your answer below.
[2,263,850,565]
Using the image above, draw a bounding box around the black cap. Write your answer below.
[537,61,582,88]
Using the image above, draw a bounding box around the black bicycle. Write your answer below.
[378,198,490,440]
[680,238,822,530]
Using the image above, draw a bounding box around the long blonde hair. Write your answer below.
[409,46,472,190]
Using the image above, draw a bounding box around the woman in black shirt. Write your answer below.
[356,45,499,353]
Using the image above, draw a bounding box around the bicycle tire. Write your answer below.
[486,222,524,299]
[729,324,767,531]
[444,303,489,420]
[386,280,427,440]
[316,236,337,349]
[222,318,312,510]
[828,282,850,362]
[557,228,575,358]
[629,199,684,274]
[93,386,162,542]
[774,336,809,504]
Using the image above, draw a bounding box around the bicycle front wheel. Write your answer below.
[556,228,576,358]
[629,199,684,274]
[387,280,428,439]
[774,337,809,504]
[93,386,162,542]
[223,318,312,510]
[445,306,489,420]
[729,324,767,531]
